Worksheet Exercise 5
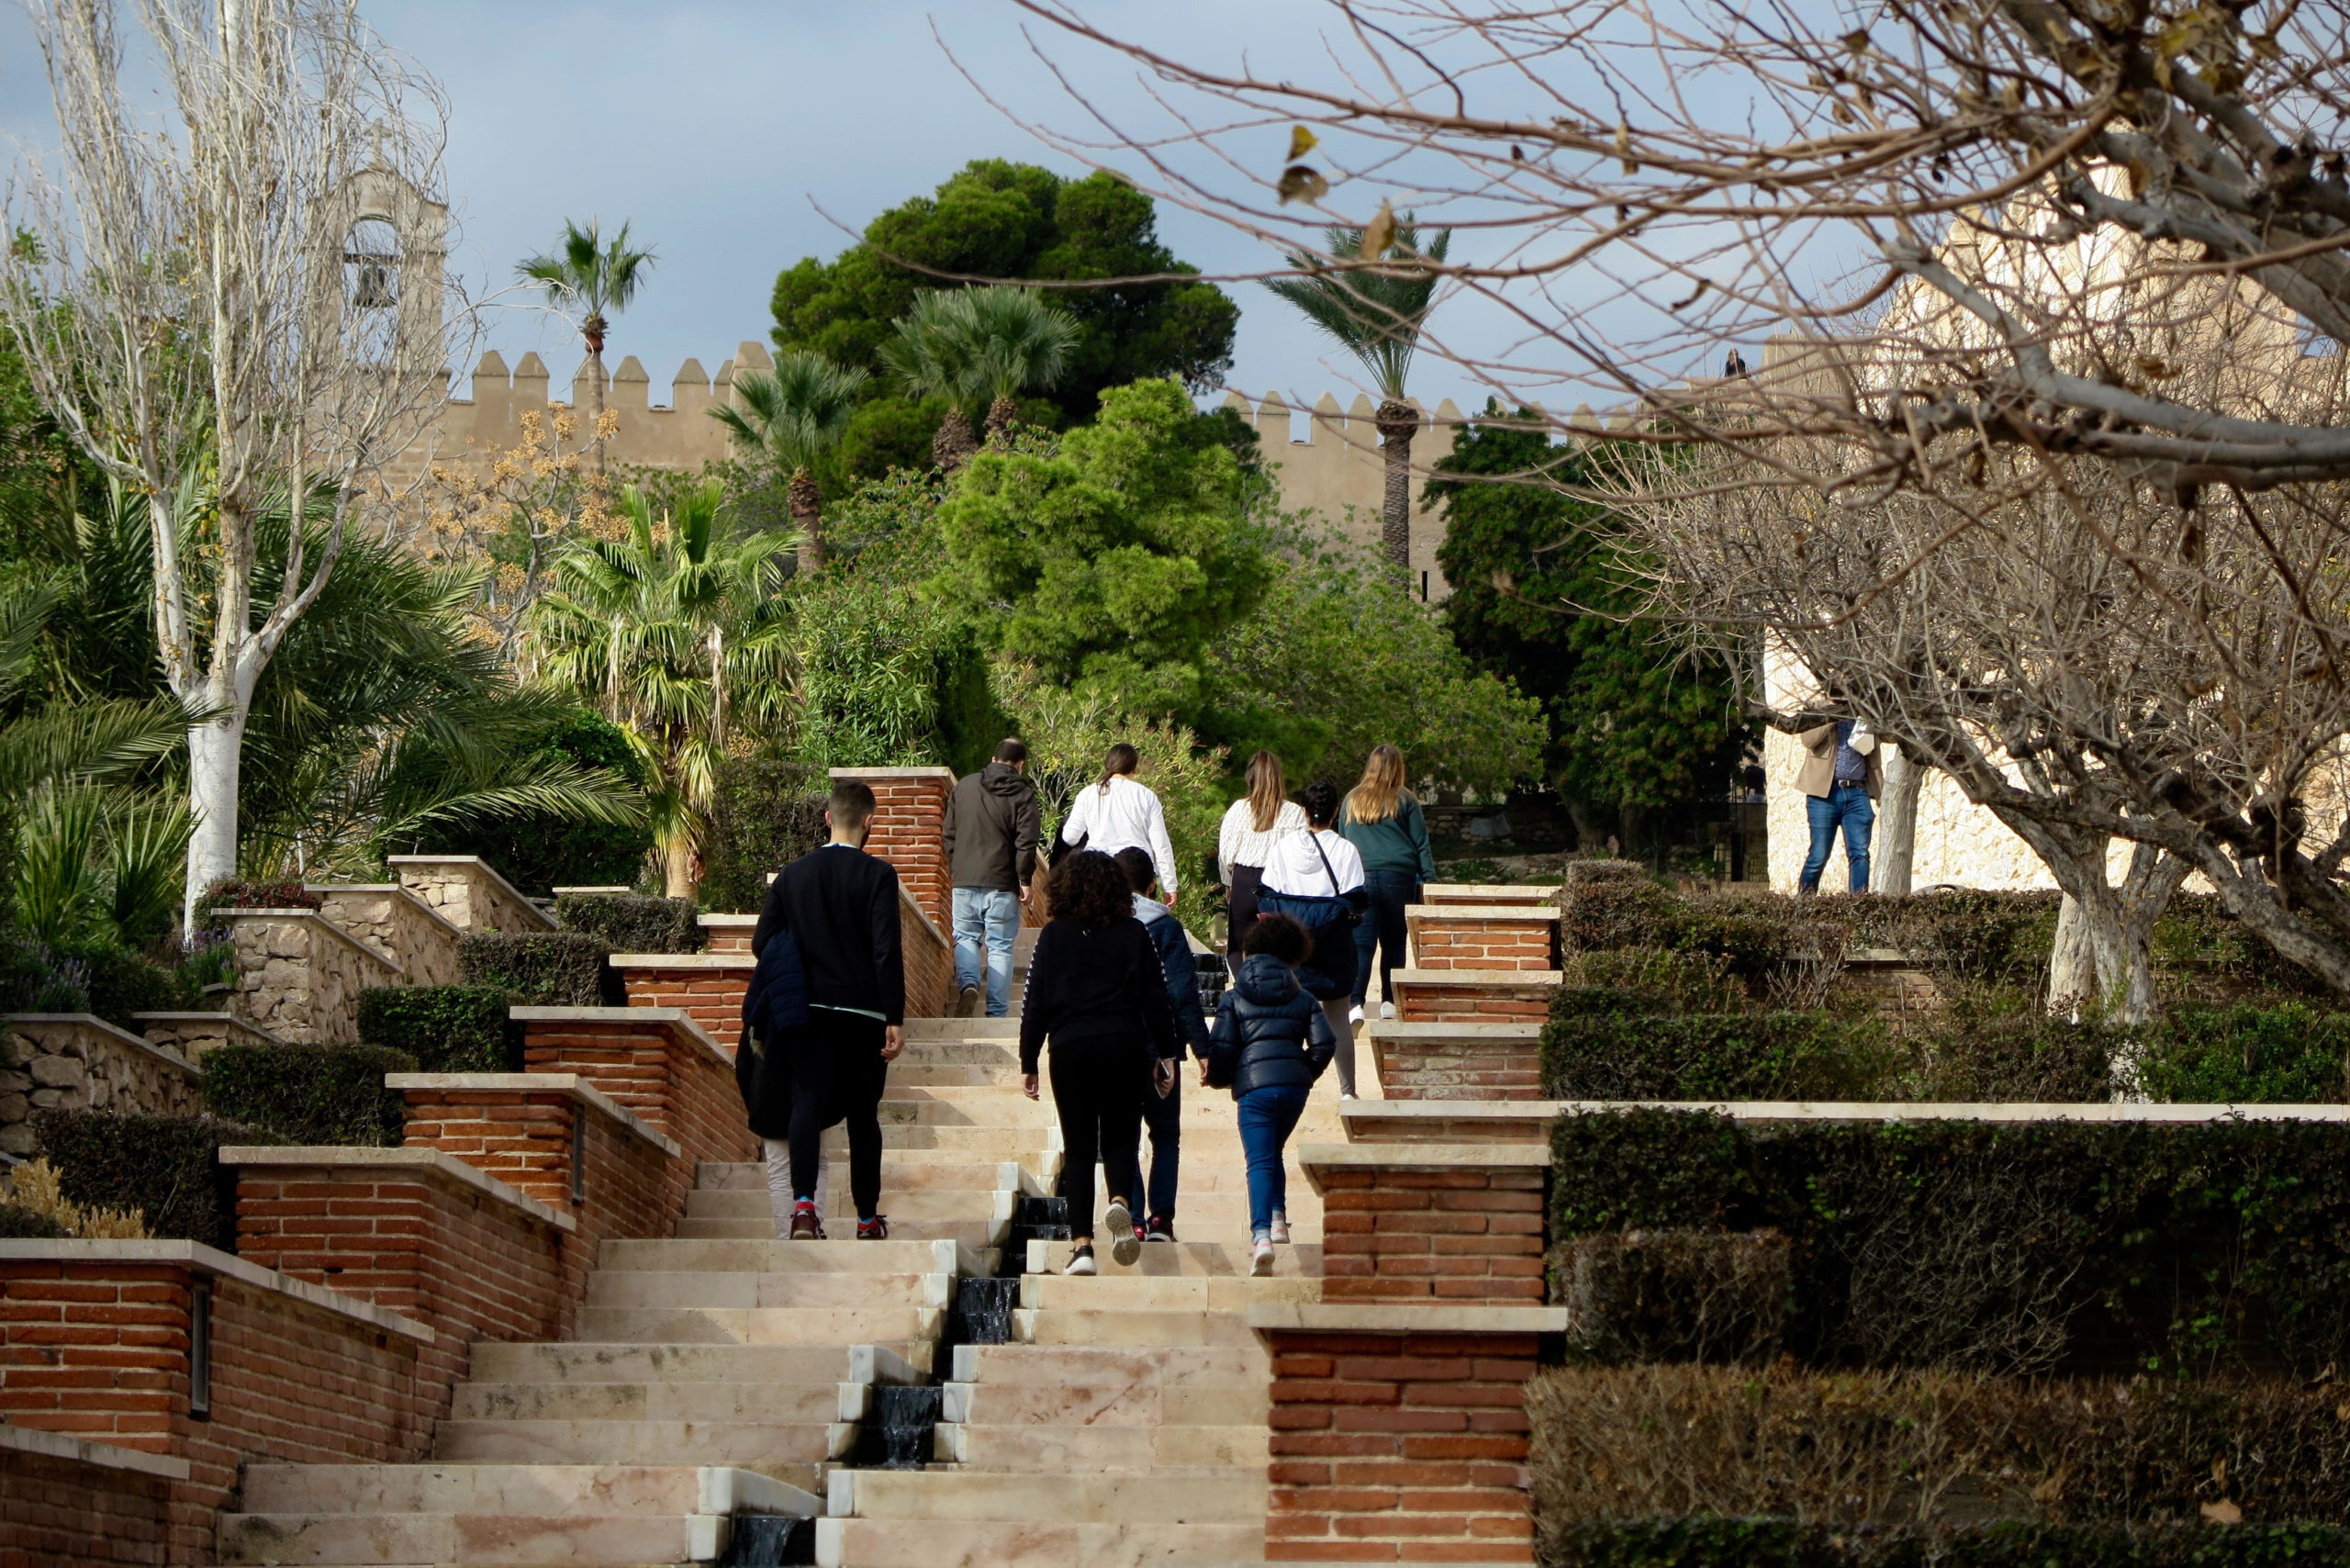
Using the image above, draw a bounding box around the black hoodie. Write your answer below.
[943,762,1042,892]
[1204,955,1337,1099]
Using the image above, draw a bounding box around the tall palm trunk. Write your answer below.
[588,348,609,477]
[985,396,1018,447]
[1375,398,1417,572]
[789,467,824,577]
[934,409,979,474]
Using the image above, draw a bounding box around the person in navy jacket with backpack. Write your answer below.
[1204,913,1337,1277]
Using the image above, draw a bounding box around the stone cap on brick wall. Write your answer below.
[509,1004,731,1070]
[553,885,633,896]
[606,952,755,970]
[1344,1097,2350,1137]
[1422,883,1562,905]
[1299,1140,1551,1169]
[385,1071,684,1158]
[698,913,756,930]
[1340,1100,1552,1141]
[1248,1302,1571,1335]
[0,1238,434,1342]
[218,1144,577,1233]
[1388,968,1563,988]
[5,1014,203,1081]
[828,766,957,782]
[1405,902,1561,922]
[1365,1020,1542,1041]
[0,1417,192,1479]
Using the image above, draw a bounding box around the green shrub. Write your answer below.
[1543,1518,2350,1568]
[355,986,517,1073]
[1550,1231,1788,1366]
[0,939,191,1026]
[1543,1011,1900,1102]
[458,932,611,1006]
[31,1110,286,1250]
[1559,950,1746,1016]
[1550,1111,2350,1376]
[0,1204,65,1239]
[404,710,653,897]
[199,1043,416,1146]
[553,892,702,955]
[1905,1004,2115,1102]
[2136,1002,2350,1103]
[196,879,319,916]
[0,937,89,1014]
[1854,890,2061,989]
[699,756,827,914]
[1559,874,1678,955]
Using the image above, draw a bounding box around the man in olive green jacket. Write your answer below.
[1794,718,1879,893]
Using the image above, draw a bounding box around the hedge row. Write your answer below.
[356,985,519,1073]
[199,1044,416,1147]
[457,932,614,1006]
[1550,1111,2350,1376]
[553,892,702,955]
[31,1109,286,1250]
[1543,991,2350,1104]
[1546,1519,2350,1568]
[1531,1362,2350,1536]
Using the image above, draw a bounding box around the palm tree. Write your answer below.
[1263,219,1453,571]
[517,219,657,476]
[708,351,868,577]
[881,286,1082,465]
[531,482,795,897]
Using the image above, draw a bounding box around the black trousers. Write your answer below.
[788,1012,889,1219]
[1225,864,1265,959]
[1128,1064,1180,1223]
[1049,1035,1147,1242]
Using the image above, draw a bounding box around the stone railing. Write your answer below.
[311,882,468,985]
[0,1015,203,1158]
[214,908,405,1045]
[386,854,555,935]
[128,1011,283,1065]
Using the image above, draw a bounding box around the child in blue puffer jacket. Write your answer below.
[1205,913,1337,1276]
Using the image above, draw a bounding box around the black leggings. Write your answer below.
[789,1013,889,1220]
[1049,1036,1147,1241]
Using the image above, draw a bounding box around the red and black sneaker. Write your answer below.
[1145,1216,1177,1244]
[856,1215,890,1240]
[788,1201,825,1241]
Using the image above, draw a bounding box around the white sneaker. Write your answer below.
[1104,1201,1140,1266]
[1250,1239,1276,1277]
[1348,1004,1365,1026]
[1270,1212,1291,1246]
[1064,1246,1098,1277]
[1379,1001,1396,1021]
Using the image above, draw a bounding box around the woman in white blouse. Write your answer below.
[1216,751,1307,959]
[1057,744,1180,906]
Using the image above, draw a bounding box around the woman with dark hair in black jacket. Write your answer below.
[1204,913,1337,1277]
[1020,849,1181,1274]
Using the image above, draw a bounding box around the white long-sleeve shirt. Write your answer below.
[1058,773,1179,895]
[1216,797,1308,885]
[1260,827,1366,898]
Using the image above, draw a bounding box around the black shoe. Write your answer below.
[1145,1216,1176,1243]
[957,983,982,1017]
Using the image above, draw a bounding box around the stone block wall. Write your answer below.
[312,884,466,985]
[386,855,555,935]
[833,766,955,936]
[1310,1148,1548,1305]
[1390,970,1561,1025]
[1405,907,1559,972]
[126,1012,280,1066]
[0,1425,182,1568]
[1370,1024,1545,1102]
[218,910,405,1045]
[612,954,755,1051]
[0,1016,203,1159]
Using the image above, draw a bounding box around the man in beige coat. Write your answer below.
[1795,717,1880,893]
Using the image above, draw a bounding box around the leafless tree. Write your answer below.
[4,0,464,927]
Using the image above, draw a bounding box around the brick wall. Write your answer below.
[900,882,952,1020]
[0,1426,181,1568]
[1406,909,1559,973]
[1258,1307,1561,1563]
[1371,1024,1545,1101]
[700,913,756,953]
[1309,1148,1547,1305]
[834,766,955,936]
[0,1243,434,1562]
[1390,970,1561,1025]
[612,955,755,1051]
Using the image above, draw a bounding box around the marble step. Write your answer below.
[876,1095,1056,1129]
[217,1509,711,1565]
[583,1269,950,1312]
[469,1340,934,1385]
[238,1462,797,1516]
[596,1238,968,1276]
[434,1416,838,1472]
[937,1421,1269,1470]
[901,1018,1022,1041]
[945,1366,1266,1429]
[674,1215,1005,1249]
[1018,1271,1317,1312]
[829,1465,1264,1523]
[699,1157,1037,1193]
[451,1377,841,1424]
[814,1517,1263,1568]
[947,1341,1269,1388]
[1012,1306,1259,1348]
[1026,1239,1324,1277]
[684,1189,1013,1225]
[570,1303,941,1346]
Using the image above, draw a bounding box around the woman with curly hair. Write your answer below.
[1019,849,1182,1273]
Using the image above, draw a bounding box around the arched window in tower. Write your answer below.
[344,218,399,311]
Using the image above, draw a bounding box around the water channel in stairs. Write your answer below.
[854,1383,943,1468]
[721,1512,815,1565]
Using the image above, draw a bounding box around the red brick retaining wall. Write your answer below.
[1371,1025,1545,1101]
[612,954,755,1052]
[1308,1148,1547,1305]
[1406,909,1558,973]
[834,766,956,939]
[1390,970,1560,1025]
[0,1426,181,1568]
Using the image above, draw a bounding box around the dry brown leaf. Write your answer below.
[1362,198,1396,259]
[1277,165,1329,205]
[2201,1500,2244,1525]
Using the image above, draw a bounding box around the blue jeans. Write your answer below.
[1799,784,1874,893]
[952,887,1020,1017]
[1237,1083,1311,1238]
[1352,871,1419,1008]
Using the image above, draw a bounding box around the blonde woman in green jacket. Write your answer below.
[1335,745,1437,1025]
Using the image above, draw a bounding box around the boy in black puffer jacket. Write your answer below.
[1204,913,1337,1276]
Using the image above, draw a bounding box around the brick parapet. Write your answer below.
[610,953,755,1053]
[699,913,757,953]
[0,1424,184,1568]
[1389,969,1561,1025]
[1303,1145,1549,1305]
[1404,906,1560,974]
[832,767,955,938]
[1367,1023,1546,1102]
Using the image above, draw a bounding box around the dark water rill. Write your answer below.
[854,1382,943,1469]
[721,1512,815,1566]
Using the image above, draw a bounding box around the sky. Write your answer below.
[0,2,1772,420]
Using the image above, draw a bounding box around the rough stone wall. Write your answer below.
[0,1017,203,1158]
[386,855,555,935]
[1315,1159,1547,1305]
[218,911,403,1045]
[313,885,464,984]
[1391,972,1561,1025]
[126,1012,278,1066]
[0,1432,173,1568]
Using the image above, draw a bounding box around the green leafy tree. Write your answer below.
[770,160,1239,478]
[1431,406,1752,850]
[789,571,989,770]
[881,286,1083,457]
[1204,528,1545,794]
[708,350,866,575]
[517,219,656,476]
[934,377,1271,725]
[532,481,794,897]
[1264,218,1451,571]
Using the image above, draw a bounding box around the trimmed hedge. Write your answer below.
[458,932,613,1006]
[553,892,702,955]
[1544,1008,1901,1102]
[2133,1002,2350,1103]
[1550,1231,1788,1366]
[197,879,320,915]
[356,985,519,1073]
[31,1110,286,1250]
[200,1043,416,1147]
[1550,1110,2350,1376]
[1532,1362,2350,1536]
[1545,1519,2350,1568]
[699,756,827,914]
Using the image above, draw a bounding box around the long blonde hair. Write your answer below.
[1346,745,1408,824]
[1245,750,1288,833]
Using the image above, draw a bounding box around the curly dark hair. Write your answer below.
[1243,912,1311,965]
[1047,849,1134,930]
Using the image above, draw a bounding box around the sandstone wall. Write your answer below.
[312,884,466,985]
[218,911,404,1046]
[0,1016,204,1158]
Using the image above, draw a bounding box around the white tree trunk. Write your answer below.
[1870,744,1920,896]
[184,704,248,924]
[2049,894,2096,1016]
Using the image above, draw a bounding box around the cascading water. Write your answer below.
[722,1513,814,1565]
[950,1275,1018,1346]
[855,1383,942,1469]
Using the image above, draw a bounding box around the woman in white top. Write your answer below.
[1216,751,1307,960]
[1057,744,1180,906]
[1257,780,1370,1097]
